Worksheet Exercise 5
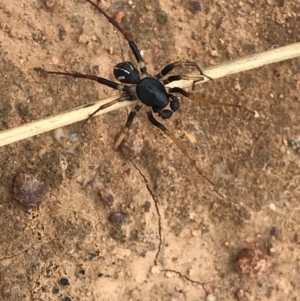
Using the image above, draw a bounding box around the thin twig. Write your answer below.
[0,42,300,147]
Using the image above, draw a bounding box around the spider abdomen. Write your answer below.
[114,61,140,84]
[136,77,169,109]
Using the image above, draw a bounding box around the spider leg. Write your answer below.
[114,102,143,149]
[162,74,205,89]
[147,111,215,186]
[156,61,212,81]
[84,94,131,125]
[34,68,128,91]
[169,87,255,115]
[85,0,147,77]
[34,67,137,124]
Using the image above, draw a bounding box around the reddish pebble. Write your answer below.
[92,65,100,77]
[44,0,56,10]
[235,289,247,301]
[13,173,46,208]
[121,129,144,159]
[235,246,271,276]
[98,189,114,207]
[115,11,126,23]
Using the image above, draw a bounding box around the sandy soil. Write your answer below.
[0,0,300,300]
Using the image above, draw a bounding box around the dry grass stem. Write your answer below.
[0,42,300,147]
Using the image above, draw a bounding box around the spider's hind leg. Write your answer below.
[169,87,255,115]
[34,67,134,124]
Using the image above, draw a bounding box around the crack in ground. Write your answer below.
[129,159,215,288]
[0,240,52,261]
[129,159,163,265]
[162,269,215,290]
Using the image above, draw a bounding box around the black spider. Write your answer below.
[35,0,254,186]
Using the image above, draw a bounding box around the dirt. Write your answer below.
[0,0,300,300]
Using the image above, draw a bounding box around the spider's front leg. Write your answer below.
[156,61,213,82]
[86,0,148,77]
[114,102,143,149]
[155,61,213,90]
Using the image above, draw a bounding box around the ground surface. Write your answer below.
[0,0,300,300]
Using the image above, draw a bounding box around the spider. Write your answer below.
[35,0,254,186]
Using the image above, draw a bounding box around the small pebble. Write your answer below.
[269,247,276,253]
[32,29,44,43]
[109,212,125,227]
[165,271,173,278]
[269,203,276,211]
[92,65,100,76]
[293,233,300,243]
[209,49,220,57]
[191,229,202,237]
[121,129,144,159]
[44,0,56,10]
[63,297,72,301]
[59,278,70,286]
[234,82,242,91]
[59,27,67,40]
[257,278,266,287]
[78,33,90,44]
[98,189,114,207]
[115,11,126,23]
[287,136,300,150]
[270,226,280,239]
[108,46,113,54]
[189,1,201,14]
[150,265,162,274]
[14,173,46,208]
[235,289,246,301]
[14,221,23,231]
[53,128,79,153]
[235,246,271,276]
[156,11,168,25]
[206,294,216,301]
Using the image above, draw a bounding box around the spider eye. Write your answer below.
[114,61,140,84]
